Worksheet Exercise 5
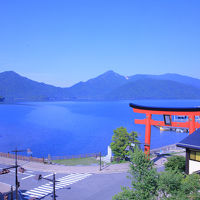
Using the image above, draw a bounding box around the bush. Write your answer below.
[113,148,200,200]
[164,155,185,173]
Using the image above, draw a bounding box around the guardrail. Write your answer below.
[0,152,44,163]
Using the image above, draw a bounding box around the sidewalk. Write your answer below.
[0,151,182,174]
[0,156,130,174]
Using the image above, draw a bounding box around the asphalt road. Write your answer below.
[0,164,132,200]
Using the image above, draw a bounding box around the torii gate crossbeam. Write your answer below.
[129,103,200,154]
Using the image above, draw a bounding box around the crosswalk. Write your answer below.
[22,173,92,199]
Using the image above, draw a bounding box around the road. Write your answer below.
[0,163,131,200]
[0,155,166,200]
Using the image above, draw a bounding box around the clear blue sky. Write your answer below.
[0,0,200,87]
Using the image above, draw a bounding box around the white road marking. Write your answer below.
[43,173,53,178]
[22,173,92,199]
[26,170,34,173]
[21,174,35,180]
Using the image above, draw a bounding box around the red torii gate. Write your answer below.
[129,103,200,154]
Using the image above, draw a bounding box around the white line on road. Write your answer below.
[21,174,35,180]
[26,170,34,173]
[22,173,92,199]
[43,173,53,178]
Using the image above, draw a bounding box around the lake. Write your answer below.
[0,100,199,157]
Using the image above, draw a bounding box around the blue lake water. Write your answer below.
[0,100,200,157]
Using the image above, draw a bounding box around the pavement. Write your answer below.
[0,157,129,174]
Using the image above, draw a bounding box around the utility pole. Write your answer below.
[11,148,26,200]
[99,152,101,171]
[36,173,58,200]
[15,150,18,200]
[0,148,29,200]
[11,186,13,200]
[53,173,56,200]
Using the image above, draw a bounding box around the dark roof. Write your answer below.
[129,103,200,112]
[177,129,200,150]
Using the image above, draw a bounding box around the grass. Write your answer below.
[52,157,99,166]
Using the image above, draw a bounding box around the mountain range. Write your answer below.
[0,70,200,101]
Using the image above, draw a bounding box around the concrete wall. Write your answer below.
[189,160,200,174]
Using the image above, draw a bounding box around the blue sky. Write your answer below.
[0,0,200,87]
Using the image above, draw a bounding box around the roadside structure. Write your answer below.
[129,103,200,154]
[0,182,13,199]
[177,128,200,174]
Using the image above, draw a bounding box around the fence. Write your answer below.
[0,152,44,163]
[51,153,99,160]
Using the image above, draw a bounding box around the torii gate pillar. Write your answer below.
[145,113,151,154]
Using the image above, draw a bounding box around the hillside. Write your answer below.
[0,71,68,101]
[66,70,127,99]
[106,78,200,100]
[0,70,200,101]
[128,73,200,90]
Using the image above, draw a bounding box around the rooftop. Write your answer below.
[177,128,200,150]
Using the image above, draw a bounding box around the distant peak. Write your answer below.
[1,71,18,74]
[0,71,21,76]
[100,70,122,77]
[103,70,116,74]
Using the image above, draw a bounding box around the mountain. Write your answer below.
[66,70,127,99]
[0,71,68,101]
[106,78,200,100]
[128,73,200,90]
[0,70,200,101]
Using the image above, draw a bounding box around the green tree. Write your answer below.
[113,148,200,200]
[180,173,200,199]
[158,172,200,200]
[110,127,138,161]
[164,155,185,173]
[158,170,183,199]
[113,147,159,200]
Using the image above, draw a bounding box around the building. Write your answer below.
[177,128,200,174]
